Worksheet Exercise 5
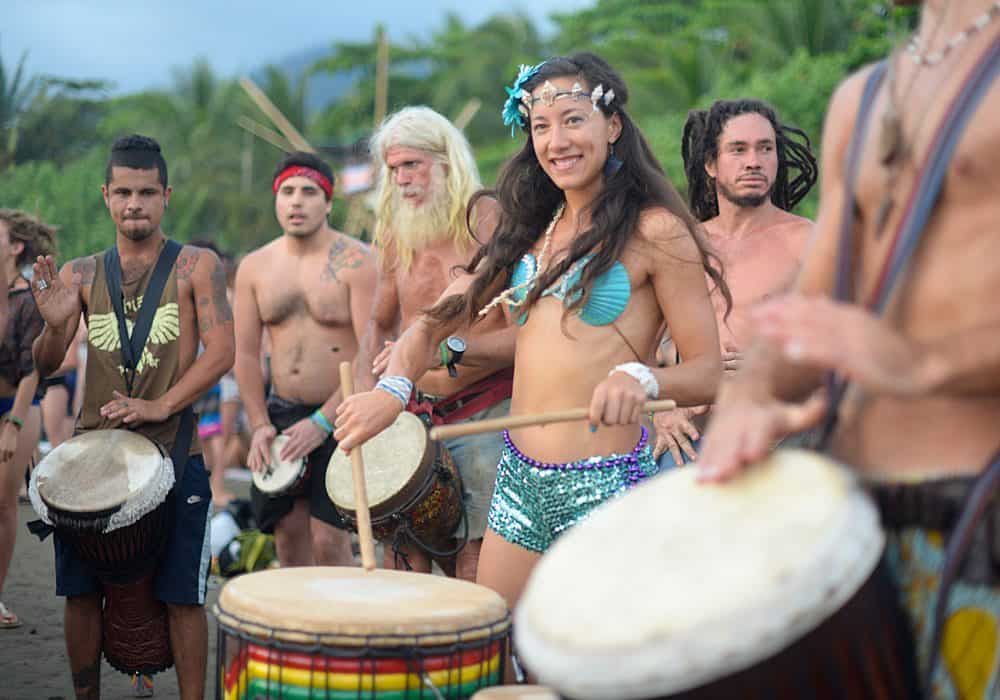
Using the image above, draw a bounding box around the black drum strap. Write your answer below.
[104,239,194,483]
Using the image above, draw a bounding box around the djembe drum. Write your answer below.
[514,449,920,699]
[29,429,176,675]
[214,567,510,700]
[252,434,308,496]
[327,412,465,550]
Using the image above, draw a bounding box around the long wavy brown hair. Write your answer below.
[427,52,730,328]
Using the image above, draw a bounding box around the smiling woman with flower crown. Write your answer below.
[335,52,729,608]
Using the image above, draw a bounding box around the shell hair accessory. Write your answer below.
[501,63,615,138]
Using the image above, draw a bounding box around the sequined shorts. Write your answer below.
[486,427,658,553]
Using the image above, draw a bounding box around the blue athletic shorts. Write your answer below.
[54,454,212,605]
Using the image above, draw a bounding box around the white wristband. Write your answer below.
[609,362,659,399]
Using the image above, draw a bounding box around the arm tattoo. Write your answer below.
[176,247,201,281]
[321,238,365,283]
[71,257,96,286]
[210,258,233,325]
[71,658,101,699]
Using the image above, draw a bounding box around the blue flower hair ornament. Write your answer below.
[502,62,545,137]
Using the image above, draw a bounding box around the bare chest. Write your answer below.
[849,69,1000,330]
[257,261,351,327]
[394,246,469,323]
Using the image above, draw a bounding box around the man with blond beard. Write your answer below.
[355,106,514,581]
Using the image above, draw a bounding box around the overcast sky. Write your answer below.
[5,0,592,95]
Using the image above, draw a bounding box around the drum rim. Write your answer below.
[326,412,436,515]
[513,449,886,699]
[29,429,171,529]
[252,434,307,495]
[214,567,511,647]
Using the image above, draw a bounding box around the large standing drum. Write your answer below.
[327,412,464,548]
[514,449,920,699]
[29,429,176,675]
[214,567,510,700]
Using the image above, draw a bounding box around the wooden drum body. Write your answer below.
[29,429,176,675]
[214,567,510,700]
[514,449,919,700]
[327,412,464,547]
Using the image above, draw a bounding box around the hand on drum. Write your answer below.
[334,390,402,452]
[247,424,277,473]
[0,422,18,463]
[754,295,929,396]
[589,371,648,430]
[99,390,169,426]
[31,255,78,329]
[697,381,826,483]
[280,417,327,463]
[652,408,701,464]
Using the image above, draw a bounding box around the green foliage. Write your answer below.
[0,0,923,261]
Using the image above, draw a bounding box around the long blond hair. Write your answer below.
[369,106,481,270]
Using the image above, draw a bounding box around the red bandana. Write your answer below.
[272,166,333,199]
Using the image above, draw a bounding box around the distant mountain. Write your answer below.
[250,44,359,114]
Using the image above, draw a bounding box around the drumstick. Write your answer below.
[338,362,377,572]
[428,399,677,441]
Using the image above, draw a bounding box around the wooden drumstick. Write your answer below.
[429,399,677,441]
[338,362,377,572]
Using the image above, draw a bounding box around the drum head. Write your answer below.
[215,567,510,647]
[514,449,884,700]
[326,412,428,510]
[252,435,305,494]
[32,430,166,513]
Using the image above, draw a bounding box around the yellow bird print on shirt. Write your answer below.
[88,302,180,375]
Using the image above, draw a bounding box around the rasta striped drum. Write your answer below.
[514,449,919,699]
[214,567,510,699]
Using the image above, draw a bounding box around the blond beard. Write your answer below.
[385,165,457,258]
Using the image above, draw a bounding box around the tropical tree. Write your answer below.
[0,42,40,169]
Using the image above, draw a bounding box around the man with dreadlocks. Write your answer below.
[355,106,514,581]
[699,1,1000,696]
[651,100,817,468]
[336,53,727,612]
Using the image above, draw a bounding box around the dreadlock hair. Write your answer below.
[681,99,817,223]
[427,51,730,329]
[0,209,58,267]
[106,134,169,188]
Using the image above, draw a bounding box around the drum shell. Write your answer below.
[339,442,464,546]
[48,500,171,584]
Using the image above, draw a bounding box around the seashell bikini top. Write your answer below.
[508,252,631,326]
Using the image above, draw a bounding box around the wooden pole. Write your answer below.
[338,361,377,571]
[429,400,678,441]
[239,77,315,153]
[236,116,295,153]
[373,25,390,127]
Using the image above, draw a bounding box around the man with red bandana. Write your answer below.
[234,151,376,566]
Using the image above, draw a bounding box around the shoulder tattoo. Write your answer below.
[176,247,201,281]
[321,238,366,283]
[71,257,96,286]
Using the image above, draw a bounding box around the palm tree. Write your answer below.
[0,41,40,169]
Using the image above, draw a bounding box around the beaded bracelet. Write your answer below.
[2,413,23,431]
[609,362,659,399]
[310,410,334,435]
[375,375,414,408]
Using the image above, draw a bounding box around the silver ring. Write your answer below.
[36,279,49,291]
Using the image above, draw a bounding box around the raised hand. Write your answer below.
[31,255,78,329]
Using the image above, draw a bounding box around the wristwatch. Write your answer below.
[443,336,466,378]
